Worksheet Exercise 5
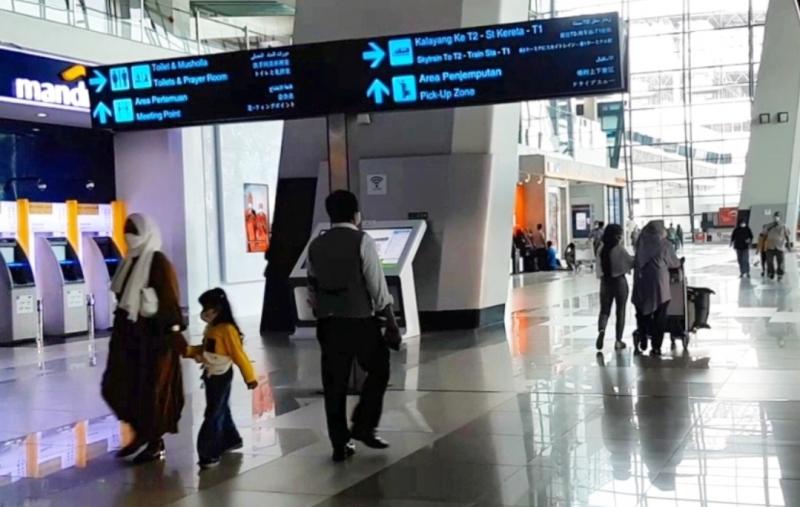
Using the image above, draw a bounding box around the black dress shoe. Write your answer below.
[332,441,356,462]
[351,432,390,449]
[132,439,165,465]
[115,439,146,460]
[595,331,605,351]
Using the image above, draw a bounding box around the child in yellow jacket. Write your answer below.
[186,288,257,469]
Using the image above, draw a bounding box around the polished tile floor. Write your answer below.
[1,244,799,506]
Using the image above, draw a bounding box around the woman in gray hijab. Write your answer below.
[631,221,682,356]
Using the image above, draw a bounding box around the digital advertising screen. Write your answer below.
[88,13,625,130]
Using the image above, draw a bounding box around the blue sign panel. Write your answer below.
[0,47,90,112]
[88,12,626,130]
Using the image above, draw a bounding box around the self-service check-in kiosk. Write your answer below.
[35,237,88,336]
[82,236,122,330]
[0,239,37,343]
[290,220,426,339]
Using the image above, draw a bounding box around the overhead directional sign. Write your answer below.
[88,12,626,130]
[88,69,108,93]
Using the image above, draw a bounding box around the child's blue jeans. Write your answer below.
[198,368,241,460]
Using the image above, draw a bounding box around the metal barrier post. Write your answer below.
[36,299,44,370]
[87,293,96,366]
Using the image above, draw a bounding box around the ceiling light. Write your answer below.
[36,112,48,118]
[32,128,41,132]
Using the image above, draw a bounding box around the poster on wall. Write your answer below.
[571,204,592,239]
[244,183,270,253]
[718,207,738,227]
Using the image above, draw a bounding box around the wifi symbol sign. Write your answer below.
[368,175,387,195]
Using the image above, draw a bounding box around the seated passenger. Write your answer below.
[546,241,561,270]
[564,243,576,271]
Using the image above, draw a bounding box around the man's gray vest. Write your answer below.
[309,227,373,319]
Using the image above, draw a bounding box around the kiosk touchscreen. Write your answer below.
[290,220,426,339]
[82,236,122,330]
[0,239,37,343]
[35,237,88,336]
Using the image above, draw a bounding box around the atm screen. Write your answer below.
[0,244,34,286]
[52,245,67,262]
[93,237,122,277]
[364,228,413,267]
[0,247,13,263]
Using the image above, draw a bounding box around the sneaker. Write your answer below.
[332,441,356,462]
[614,340,626,350]
[651,348,662,357]
[115,439,146,460]
[131,440,165,465]
[595,331,605,351]
[351,431,390,449]
[199,457,220,469]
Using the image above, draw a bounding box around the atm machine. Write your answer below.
[81,236,122,330]
[35,237,88,336]
[0,239,37,343]
[289,220,427,339]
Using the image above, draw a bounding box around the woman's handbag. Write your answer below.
[140,287,159,318]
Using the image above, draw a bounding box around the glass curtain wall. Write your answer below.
[529,0,767,231]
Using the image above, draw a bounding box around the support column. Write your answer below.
[739,0,800,234]
[65,200,79,254]
[283,0,527,330]
[326,113,360,193]
[16,199,30,254]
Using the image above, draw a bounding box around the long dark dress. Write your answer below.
[101,252,186,442]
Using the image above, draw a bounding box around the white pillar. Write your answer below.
[739,0,800,233]
[282,0,527,327]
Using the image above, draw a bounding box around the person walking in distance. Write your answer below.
[596,224,634,351]
[531,224,547,271]
[730,220,754,278]
[589,221,605,255]
[757,230,768,277]
[763,212,792,281]
[307,190,401,462]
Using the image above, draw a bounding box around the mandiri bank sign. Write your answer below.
[0,46,90,112]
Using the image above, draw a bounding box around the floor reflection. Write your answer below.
[1,245,800,505]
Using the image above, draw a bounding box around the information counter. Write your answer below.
[290,220,426,339]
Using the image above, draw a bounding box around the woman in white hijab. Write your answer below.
[101,213,186,464]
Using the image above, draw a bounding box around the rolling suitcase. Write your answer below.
[667,266,690,349]
[666,266,715,350]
